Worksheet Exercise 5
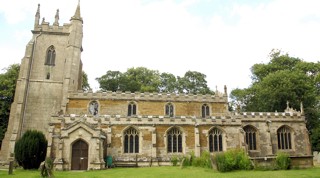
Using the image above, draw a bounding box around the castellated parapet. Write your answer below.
[68,90,228,103]
[33,22,71,35]
[33,5,72,35]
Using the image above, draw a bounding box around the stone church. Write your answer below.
[0,3,313,170]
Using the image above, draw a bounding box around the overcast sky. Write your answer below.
[1,0,320,93]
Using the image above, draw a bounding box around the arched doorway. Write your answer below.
[71,139,88,170]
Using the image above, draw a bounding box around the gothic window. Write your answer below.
[202,104,210,118]
[244,125,257,150]
[45,46,56,66]
[127,102,137,116]
[124,127,139,153]
[209,128,223,152]
[165,103,174,117]
[277,126,292,150]
[167,127,182,153]
[88,101,99,116]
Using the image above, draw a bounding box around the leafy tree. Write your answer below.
[177,71,214,95]
[96,71,123,92]
[124,67,161,92]
[159,72,177,93]
[97,67,214,95]
[96,67,161,92]
[14,130,48,169]
[310,125,320,151]
[0,64,19,148]
[82,71,91,91]
[230,50,320,150]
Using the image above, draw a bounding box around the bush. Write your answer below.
[171,156,179,166]
[14,130,48,169]
[275,152,291,170]
[192,151,212,169]
[236,150,252,170]
[215,149,252,172]
[181,152,195,167]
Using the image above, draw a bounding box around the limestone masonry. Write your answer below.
[0,3,313,170]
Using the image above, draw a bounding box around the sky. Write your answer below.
[0,0,320,93]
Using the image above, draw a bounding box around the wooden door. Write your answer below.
[71,140,88,170]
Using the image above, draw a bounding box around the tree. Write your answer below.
[82,71,91,91]
[159,72,177,93]
[230,50,320,150]
[177,71,214,95]
[124,67,161,92]
[97,67,161,93]
[96,67,214,95]
[0,64,19,148]
[96,71,123,92]
[14,130,48,169]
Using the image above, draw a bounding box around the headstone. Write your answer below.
[8,161,13,175]
[313,151,318,161]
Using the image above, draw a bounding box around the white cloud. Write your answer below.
[0,0,320,92]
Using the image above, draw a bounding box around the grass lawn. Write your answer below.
[1,166,320,178]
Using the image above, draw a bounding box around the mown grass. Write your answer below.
[1,166,320,178]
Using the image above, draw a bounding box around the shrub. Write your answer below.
[179,152,196,168]
[181,153,194,167]
[171,156,179,166]
[215,149,252,172]
[275,152,291,170]
[192,151,212,169]
[236,150,252,170]
[14,130,48,169]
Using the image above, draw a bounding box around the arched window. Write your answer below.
[277,126,292,150]
[127,102,137,116]
[202,104,210,118]
[167,127,182,153]
[209,128,223,152]
[165,103,174,117]
[244,125,257,150]
[45,46,56,66]
[124,127,139,153]
[88,101,99,116]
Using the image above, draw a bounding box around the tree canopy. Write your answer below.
[82,71,91,91]
[230,49,320,150]
[96,67,214,94]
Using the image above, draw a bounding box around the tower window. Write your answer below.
[45,45,56,66]
[46,72,50,79]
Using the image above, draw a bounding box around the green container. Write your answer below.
[105,156,113,167]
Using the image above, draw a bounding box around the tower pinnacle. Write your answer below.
[34,4,40,28]
[71,0,83,23]
[54,9,59,26]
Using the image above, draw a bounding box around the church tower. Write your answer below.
[0,3,83,161]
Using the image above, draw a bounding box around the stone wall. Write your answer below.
[48,103,313,168]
